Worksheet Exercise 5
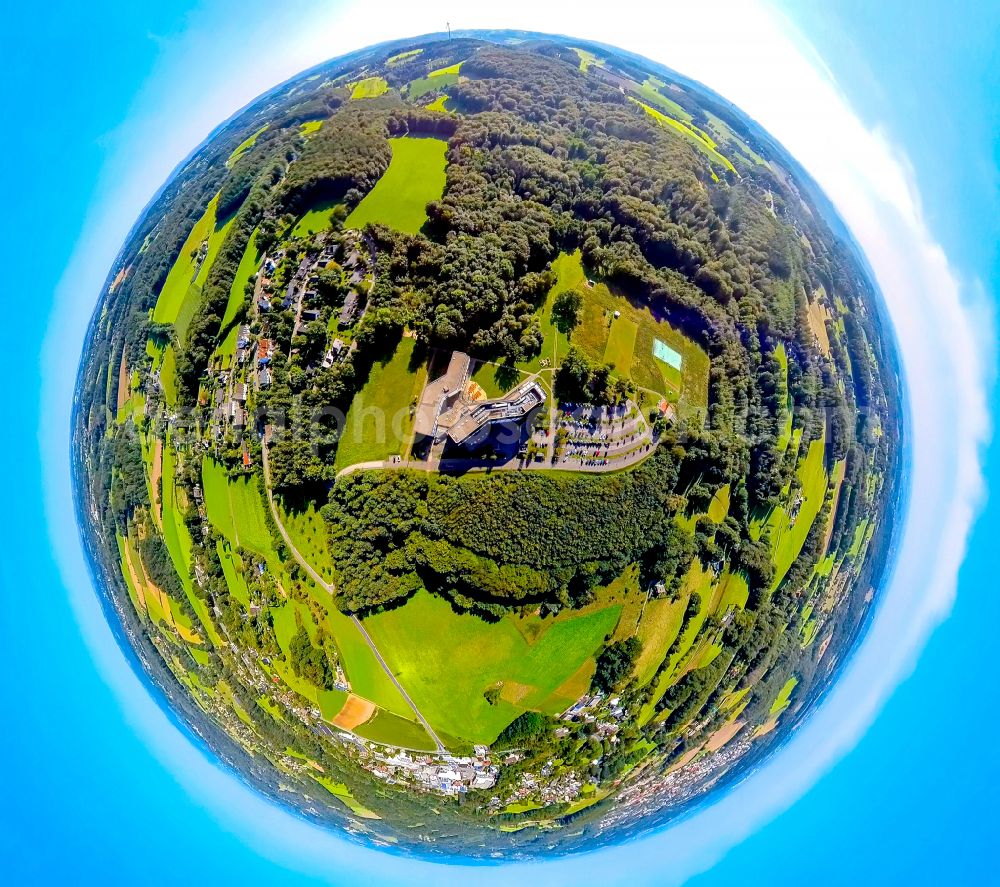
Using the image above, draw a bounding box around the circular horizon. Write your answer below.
[39,3,984,884]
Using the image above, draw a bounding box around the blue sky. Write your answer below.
[4,1,998,883]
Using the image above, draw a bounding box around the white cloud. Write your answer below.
[40,0,991,883]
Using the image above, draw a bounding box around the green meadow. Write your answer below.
[160,441,222,645]
[354,709,435,751]
[201,457,282,575]
[345,136,447,235]
[630,98,736,175]
[333,336,427,470]
[290,200,341,239]
[226,124,267,167]
[424,94,452,113]
[551,250,710,416]
[350,76,388,99]
[769,676,798,717]
[407,62,463,99]
[153,194,237,342]
[219,229,260,332]
[362,589,622,744]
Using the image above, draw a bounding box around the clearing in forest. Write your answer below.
[345,136,448,235]
[290,200,342,239]
[350,76,388,99]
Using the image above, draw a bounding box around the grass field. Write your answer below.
[572,47,600,72]
[603,316,639,375]
[158,441,222,645]
[769,676,798,717]
[152,195,216,324]
[313,777,382,819]
[201,457,281,573]
[216,542,250,607]
[407,62,462,99]
[470,360,530,398]
[152,193,236,341]
[353,709,436,751]
[362,589,622,744]
[387,48,423,65]
[278,499,336,582]
[299,119,324,137]
[553,251,710,417]
[424,94,452,113]
[350,76,388,99]
[290,200,341,238]
[333,336,427,470]
[226,124,267,167]
[774,343,794,453]
[711,570,749,613]
[269,601,349,720]
[759,432,828,589]
[638,559,716,724]
[218,229,259,333]
[633,77,692,122]
[345,136,448,235]
[632,594,689,686]
[518,251,578,373]
[630,99,736,176]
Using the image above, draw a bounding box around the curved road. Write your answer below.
[261,427,446,753]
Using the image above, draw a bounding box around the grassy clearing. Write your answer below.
[848,518,871,559]
[424,94,452,113]
[160,440,222,645]
[269,601,349,720]
[769,676,798,717]
[638,560,716,724]
[201,457,281,573]
[350,76,388,99]
[354,709,436,751]
[345,136,448,235]
[154,193,237,342]
[774,343,793,453]
[146,338,166,373]
[299,119,324,136]
[603,316,639,375]
[807,289,832,356]
[712,570,749,613]
[633,595,688,686]
[216,542,251,607]
[572,47,600,72]
[278,499,336,582]
[313,777,381,819]
[290,200,342,239]
[226,125,267,167]
[387,48,423,65]
[632,77,692,122]
[556,250,710,417]
[708,484,731,523]
[219,229,259,333]
[152,197,217,326]
[408,62,462,99]
[350,77,388,99]
[362,589,621,744]
[630,99,736,175]
[517,251,578,373]
[333,336,428,470]
[116,531,146,616]
[761,433,828,589]
[470,359,530,399]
